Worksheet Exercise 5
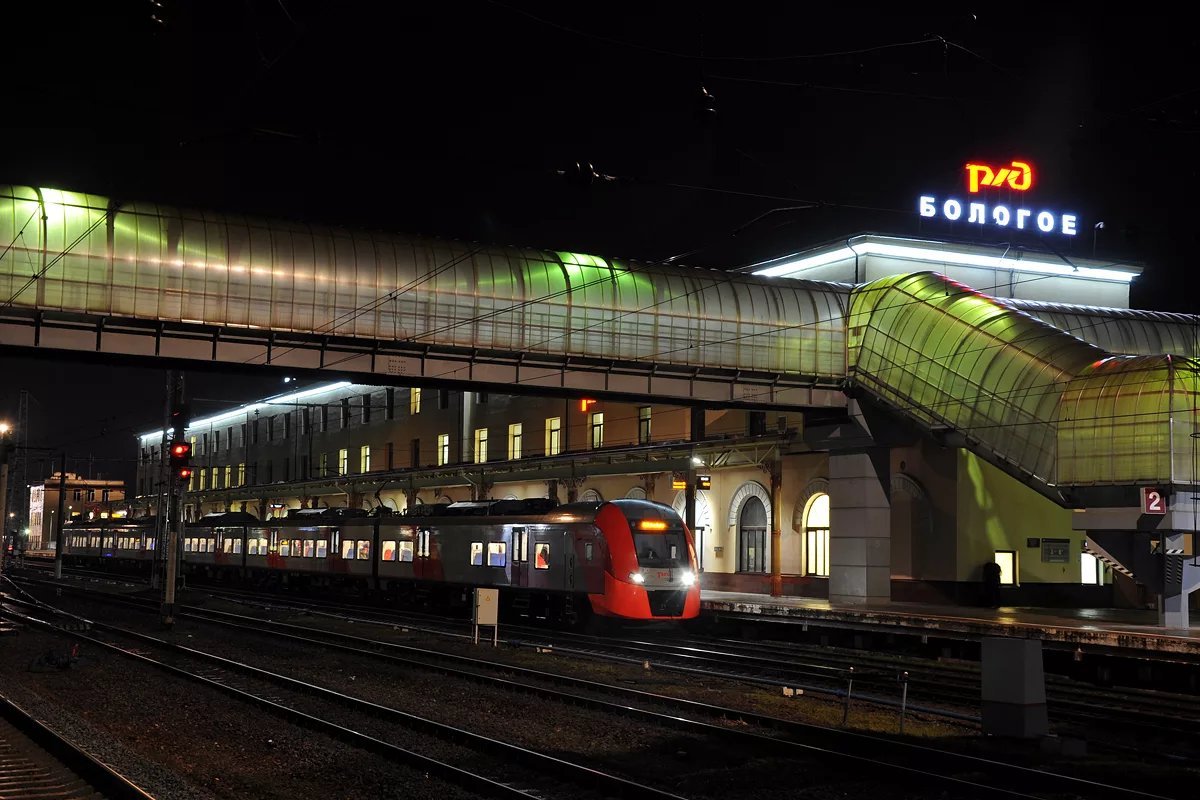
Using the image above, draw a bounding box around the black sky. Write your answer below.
[1,1,1197,488]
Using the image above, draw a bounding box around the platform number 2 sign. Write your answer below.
[1141,487,1167,515]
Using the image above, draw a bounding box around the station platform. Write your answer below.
[700,590,1200,661]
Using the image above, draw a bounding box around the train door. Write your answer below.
[414,526,432,582]
[510,527,528,589]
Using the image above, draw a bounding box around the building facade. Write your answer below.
[136,381,1115,607]
[28,473,127,550]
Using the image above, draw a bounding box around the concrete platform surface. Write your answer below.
[700,590,1200,658]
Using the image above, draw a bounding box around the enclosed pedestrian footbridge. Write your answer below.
[2,186,1196,618]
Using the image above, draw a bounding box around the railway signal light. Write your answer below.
[169,440,192,483]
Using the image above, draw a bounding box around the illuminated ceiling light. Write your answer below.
[138,380,354,441]
[751,239,1137,283]
[751,247,856,277]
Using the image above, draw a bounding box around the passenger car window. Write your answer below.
[279,541,290,557]
[316,540,328,558]
[381,540,395,561]
[357,540,371,560]
[470,542,484,566]
[304,540,315,558]
[342,540,356,559]
[488,542,507,567]
[398,540,414,562]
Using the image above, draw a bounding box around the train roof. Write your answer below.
[191,511,261,527]
[63,516,155,529]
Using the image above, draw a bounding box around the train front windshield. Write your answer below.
[633,532,688,568]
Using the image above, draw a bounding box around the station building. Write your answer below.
[29,473,126,550]
[132,232,1189,612]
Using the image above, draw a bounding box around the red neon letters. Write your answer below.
[965,160,1033,193]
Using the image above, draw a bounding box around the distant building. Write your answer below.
[28,473,127,550]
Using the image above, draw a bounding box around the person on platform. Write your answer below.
[981,559,1003,608]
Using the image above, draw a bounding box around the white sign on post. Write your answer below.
[473,587,499,646]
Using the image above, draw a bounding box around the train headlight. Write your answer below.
[628,571,645,584]
[680,570,696,587]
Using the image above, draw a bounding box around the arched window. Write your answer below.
[579,488,603,503]
[625,486,647,500]
[803,493,830,577]
[738,496,768,573]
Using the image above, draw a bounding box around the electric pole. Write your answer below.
[162,371,191,629]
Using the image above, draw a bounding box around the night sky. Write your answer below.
[1,2,1197,490]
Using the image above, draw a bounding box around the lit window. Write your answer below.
[338,448,349,476]
[199,470,207,491]
[803,493,830,577]
[410,387,421,415]
[360,445,371,473]
[357,540,370,560]
[303,540,315,558]
[237,463,245,486]
[211,467,220,489]
[1081,552,1104,585]
[589,412,604,450]
[398,540,414,562]
[319,453,328,477]
[474,428,488,464]
[470,542,484,565]
[381,540,396,561]
[545,417,561,456]
[224,465,232,488]
[437,434,450,466]
[342,540,356,559]
[488,541,507,567]
[315,540,327,558]
[534,542,550,569]
[994,551,1017,585]
[508,423,523,460]
[638,406,651,445]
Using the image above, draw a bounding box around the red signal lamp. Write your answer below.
[177,467,194,480]
[170,442,191,458]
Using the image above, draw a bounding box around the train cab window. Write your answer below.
[342,540,356,559]
[232,539,243,554]
[585,542,594,561]
[304,540,315,558]
[381,540,396,561]
[184,539,193,552]
[487,542,507,567]
[223,538,233,553]
[470,542,484,566]
[534,542,550,569]
[398,540,414,562]
[279,541,291,557]
[357,540,371,560]
[316,540,328,558]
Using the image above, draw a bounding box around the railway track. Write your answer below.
[0,693,155,800]
[1,591,687,800]
[4,577,1179,800]
[16,566,1200,750]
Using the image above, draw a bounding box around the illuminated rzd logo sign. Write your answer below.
[917,158,1078,236]
[965,160,1032,193]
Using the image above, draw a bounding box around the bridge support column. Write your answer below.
[828,448,891,605]
[1160,540,1199,629]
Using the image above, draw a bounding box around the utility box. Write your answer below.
[473,587,499,646]
[981,637,1048,738]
